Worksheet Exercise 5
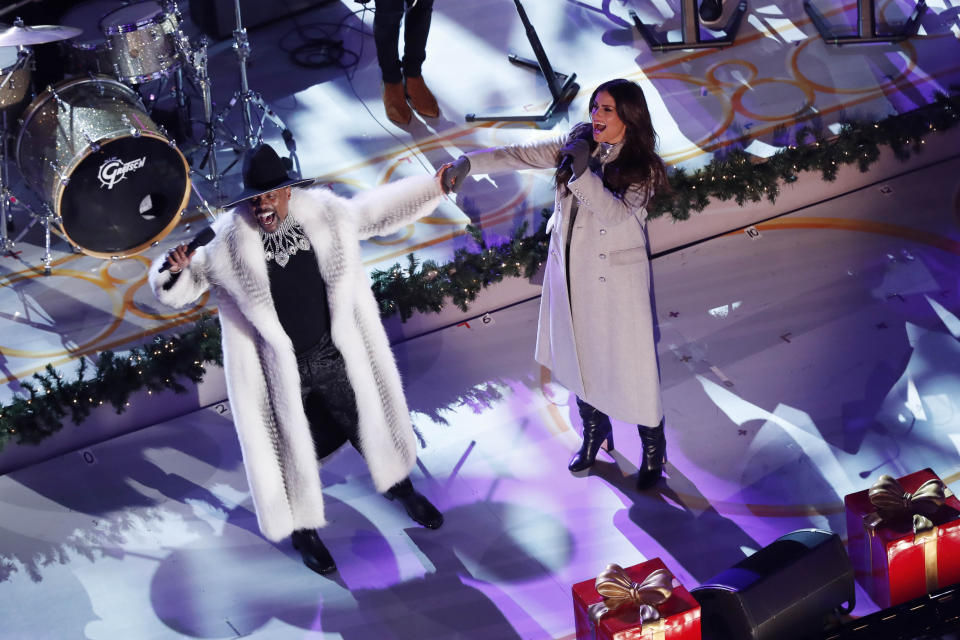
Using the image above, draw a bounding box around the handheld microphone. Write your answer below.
[159,227,216,273]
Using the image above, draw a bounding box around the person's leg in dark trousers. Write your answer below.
[374,0,412,124]
[399,0,439,118]
[289,340,351,576]
[373,0,405,84]
[373,0,439,123]
[304,341,444,530]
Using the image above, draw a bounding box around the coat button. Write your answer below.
[599,276,606,282]
[599,253,606,259]
[599,229,606,235]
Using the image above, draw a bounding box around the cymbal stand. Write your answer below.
[0,48,32,257]
[215,0,297,157]
[162,0,195,140]
[7,197,55,275]
[156,3,219,214]
[185,36,226,200]
[13,205,56,275]
[0,112,15,256]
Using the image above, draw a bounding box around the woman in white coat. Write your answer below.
[440,79,672,490]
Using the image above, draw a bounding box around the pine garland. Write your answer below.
[648,88,960,219]
[1,88,958,451]
[371,217,550,321]
[0,316,222,452]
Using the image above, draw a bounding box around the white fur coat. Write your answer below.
[150,175,443,541]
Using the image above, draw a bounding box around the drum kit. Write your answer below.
[0,0,294,273]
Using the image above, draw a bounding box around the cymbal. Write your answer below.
[0,23,82,47]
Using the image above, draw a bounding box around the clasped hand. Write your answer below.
[436,156,471,194]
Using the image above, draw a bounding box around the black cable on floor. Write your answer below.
[277,1,371,72]
[275,0,442,179]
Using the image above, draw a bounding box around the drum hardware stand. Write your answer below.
[465,0,579,123]
[0,49,33,257]
[183,0,299,204]
[7,200,56,275]
[163,0,199,147]
[0,121,16,256]
[189,178,219,221]
[216,0,297,155]
[183,36,227,201]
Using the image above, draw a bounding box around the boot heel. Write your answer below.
[636,420,666,490]
[568,398,614,472]
[603,432,615,452]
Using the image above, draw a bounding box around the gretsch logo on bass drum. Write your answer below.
[98,156,147,190]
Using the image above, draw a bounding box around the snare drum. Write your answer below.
[100,1,182,84]
[15,76,190,259]
[59,0,122,78]
[0,46,31,110]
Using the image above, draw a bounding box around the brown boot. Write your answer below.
[383,82,412,125]
[404,75,440,118]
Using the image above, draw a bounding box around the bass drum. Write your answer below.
[15,76,190,259]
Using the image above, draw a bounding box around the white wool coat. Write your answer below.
[150,175,443,542]
[466,133,663,426]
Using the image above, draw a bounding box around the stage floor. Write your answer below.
[2,1,960,638]
[4,150,960,638]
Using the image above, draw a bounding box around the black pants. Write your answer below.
[297,337,360,460]
[373,0,434,83]
[297,338,414,497]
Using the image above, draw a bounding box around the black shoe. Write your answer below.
[386,478,444,529]
[291,528,337,575]
[636,421,666,490]
[699,0,723,26]
[568,397,614,472]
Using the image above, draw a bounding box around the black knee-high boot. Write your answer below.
[636,420,666,490]
[568,397,614,472]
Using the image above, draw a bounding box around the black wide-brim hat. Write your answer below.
[220,143,314,208]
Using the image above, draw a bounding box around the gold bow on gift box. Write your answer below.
[587,564,673,639]
[867,474,947,532]
[865,474,953,594]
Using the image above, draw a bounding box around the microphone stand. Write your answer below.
[466,0,579,123]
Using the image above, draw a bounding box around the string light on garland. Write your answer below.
[0,315,223,453]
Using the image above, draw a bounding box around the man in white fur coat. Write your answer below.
[150,144,445,576]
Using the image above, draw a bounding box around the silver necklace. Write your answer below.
[597,141,619,161]
[260,214,310,267]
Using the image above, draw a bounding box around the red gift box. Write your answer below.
[845,467,960,608]
[572,558,701,640]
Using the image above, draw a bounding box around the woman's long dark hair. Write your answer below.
[555,79,671,202]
